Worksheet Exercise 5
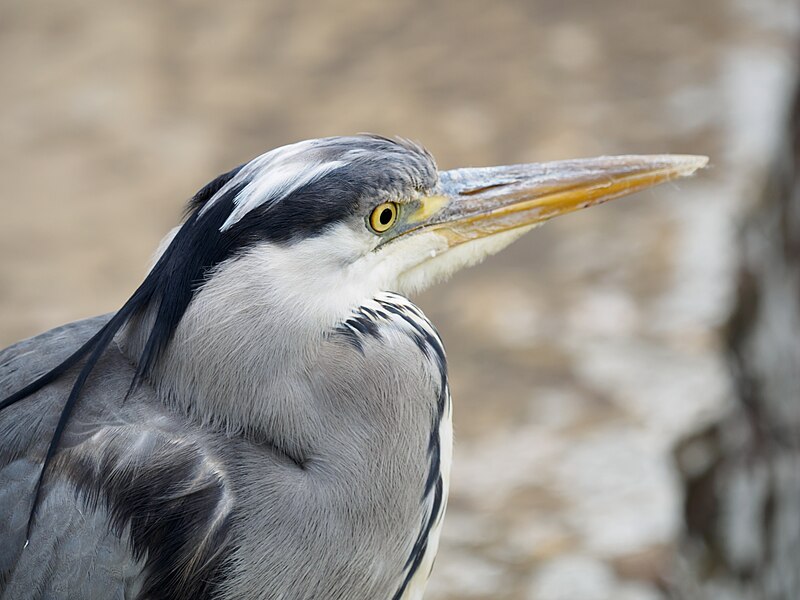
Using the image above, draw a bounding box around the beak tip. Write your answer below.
[665,154,710,177]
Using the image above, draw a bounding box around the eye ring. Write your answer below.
[368,202,399,233]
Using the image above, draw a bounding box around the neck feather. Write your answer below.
[119,248,379,462]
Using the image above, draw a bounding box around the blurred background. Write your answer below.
[1,1,799,598]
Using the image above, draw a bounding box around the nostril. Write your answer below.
[458,182,516,196]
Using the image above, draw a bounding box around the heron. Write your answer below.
[0,135,706,599]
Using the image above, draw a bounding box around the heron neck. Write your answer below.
[119,287,451,598]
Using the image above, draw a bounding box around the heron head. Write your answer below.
[176,135,706,302]
[131,135,706,373]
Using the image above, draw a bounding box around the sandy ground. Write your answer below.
[1,0,798,597]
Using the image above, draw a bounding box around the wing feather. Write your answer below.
[0,318,235,600]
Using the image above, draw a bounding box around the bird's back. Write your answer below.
[0,317,237,599]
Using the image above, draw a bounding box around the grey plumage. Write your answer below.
[0,135,706,599]
[1,300,448,599]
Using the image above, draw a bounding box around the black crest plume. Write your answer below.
[0,164,244,535]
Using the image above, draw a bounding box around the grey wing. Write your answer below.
[0,461,146,600]
[0,318,235,600]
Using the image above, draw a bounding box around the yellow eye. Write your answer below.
[368,202,399,233]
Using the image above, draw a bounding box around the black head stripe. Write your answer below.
[186,163,246,215]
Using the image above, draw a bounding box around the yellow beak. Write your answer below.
[404,155,708,244]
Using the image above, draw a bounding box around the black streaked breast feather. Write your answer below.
[334,293,449,600]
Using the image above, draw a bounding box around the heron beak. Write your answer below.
[404,154,708,245]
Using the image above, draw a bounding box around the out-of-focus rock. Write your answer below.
[526,554,615,600]
[674,61,800,600]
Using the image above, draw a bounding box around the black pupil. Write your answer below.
[379,207,393,225]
